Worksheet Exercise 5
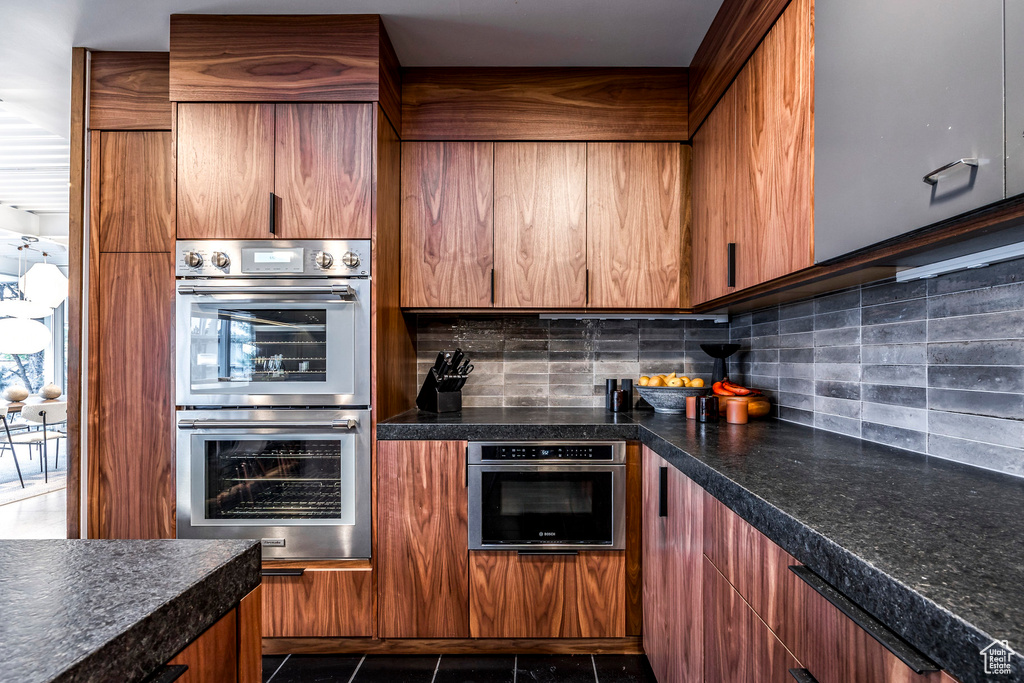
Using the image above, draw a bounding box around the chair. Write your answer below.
[0,404,25,488]
[8,402,67,484]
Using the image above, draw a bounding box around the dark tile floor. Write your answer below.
[263,654,657,683]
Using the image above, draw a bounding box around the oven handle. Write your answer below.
[176,283,354,297]
[177,418,359,430]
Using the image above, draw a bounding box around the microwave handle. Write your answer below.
[176,284,354,297]
[177,418,359,430]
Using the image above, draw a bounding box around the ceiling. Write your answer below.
[0,0,724,140]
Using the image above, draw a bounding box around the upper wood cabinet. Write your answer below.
[177,103,275,240]
[377,440,470,638]
[97,131,175,252]
[692,86,739,304]
[275,103,373,239]
[401,141,687,310]
[494,142,587,307]
[587,143,682,309]
[177,103,373,240]
[401,141,494,308]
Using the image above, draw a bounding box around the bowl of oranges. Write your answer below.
[635,373,710,414]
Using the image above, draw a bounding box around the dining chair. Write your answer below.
[0,404,25,488]
[8,402,67,484]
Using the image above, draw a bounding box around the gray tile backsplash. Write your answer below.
[413,256,1024,477]
[730,256,1024,478]
[415,317,730,408]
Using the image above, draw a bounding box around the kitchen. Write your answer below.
[0,0,1022,682]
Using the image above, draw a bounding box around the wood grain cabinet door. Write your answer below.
[274,103,373,239]
[401,141,494,308]
[377,440,470,638]
[97,131,175,252]
[587,142,681,309]
[176,103,275,239]
[641,447,703,682]
[167,605,238,683]
[704,556,801,683]
[691,85,738,305]
[735,0,813,289]
[262,567,373,638]
[493,142,587,307]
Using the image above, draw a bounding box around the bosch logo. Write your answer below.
[539,532,556,537]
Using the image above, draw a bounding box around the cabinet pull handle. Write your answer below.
[585,269,590,305]
[143,664,189,683]
[727,243,736,288]
[788,669,818,683]
[658,466,668,517]
[262,567,306,577]
[490,268,495,305]
[922,157,978,185]
[269,192,277,235]
[517,550,578,556]
[788,566,940,673]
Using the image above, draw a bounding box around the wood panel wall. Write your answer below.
[89,52,172,130]
[401,68,688,141]
[688,0,792,136]
[98,131,175,251]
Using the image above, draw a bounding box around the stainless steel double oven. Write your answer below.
[175,239,371,560]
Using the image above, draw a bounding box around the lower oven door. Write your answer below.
[175,409,370,559]
[468,465,625,551]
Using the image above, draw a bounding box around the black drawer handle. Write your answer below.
[788,566,939,674]
[269,192,277,235]
[143,664,189,683]
[658,466,668,517]
[262,568,306,577]
[789,669,818,683]
[517,550,579,556]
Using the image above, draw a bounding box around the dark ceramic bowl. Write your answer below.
[635,385,711,414]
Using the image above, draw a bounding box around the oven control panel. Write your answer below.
[473,442,624,463]
[175,239,370,277]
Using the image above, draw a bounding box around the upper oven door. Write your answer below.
[176,278,370,407]
[468,464,626,551]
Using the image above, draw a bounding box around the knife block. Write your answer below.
[416,369,463,413]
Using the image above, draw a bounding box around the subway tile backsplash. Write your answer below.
[415,317,731,408]
[730,256,1024,478]
[413,256,1024,478]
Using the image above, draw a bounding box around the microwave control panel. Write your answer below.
[474,442,624,463]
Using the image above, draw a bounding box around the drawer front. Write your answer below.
[262,567,373,637]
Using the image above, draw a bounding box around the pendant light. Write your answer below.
[0,317,50,355]
[21,261,68,309]
[0,238,52,320]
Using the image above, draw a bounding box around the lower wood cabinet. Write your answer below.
[469,550,625,638]
[377,440,470,638]
[641,446,702,681]
[262,565,373,638]
[703,556,800,682]
[166,586,261,683]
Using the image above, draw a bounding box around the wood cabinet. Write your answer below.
[469,550,625,638]
[704,556,800,682]
[274,103,373,239]
[586,143,682,308]
[401,141,494,308]
[163,586,260,683]
[176,103,275,239]
[262,564,373,638]
[97,131,175,252]
[641,446,703,682]
[377,440,470,638]
[401,141,687,310]
[493,142,587,307]
[89,251,174,539]
[692,85,739,304]
[177,102,373,240]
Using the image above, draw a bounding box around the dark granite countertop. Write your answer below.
[379,408,1024,683]
[0,539,261,683]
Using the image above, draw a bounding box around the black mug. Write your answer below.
[697,395,720,423]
